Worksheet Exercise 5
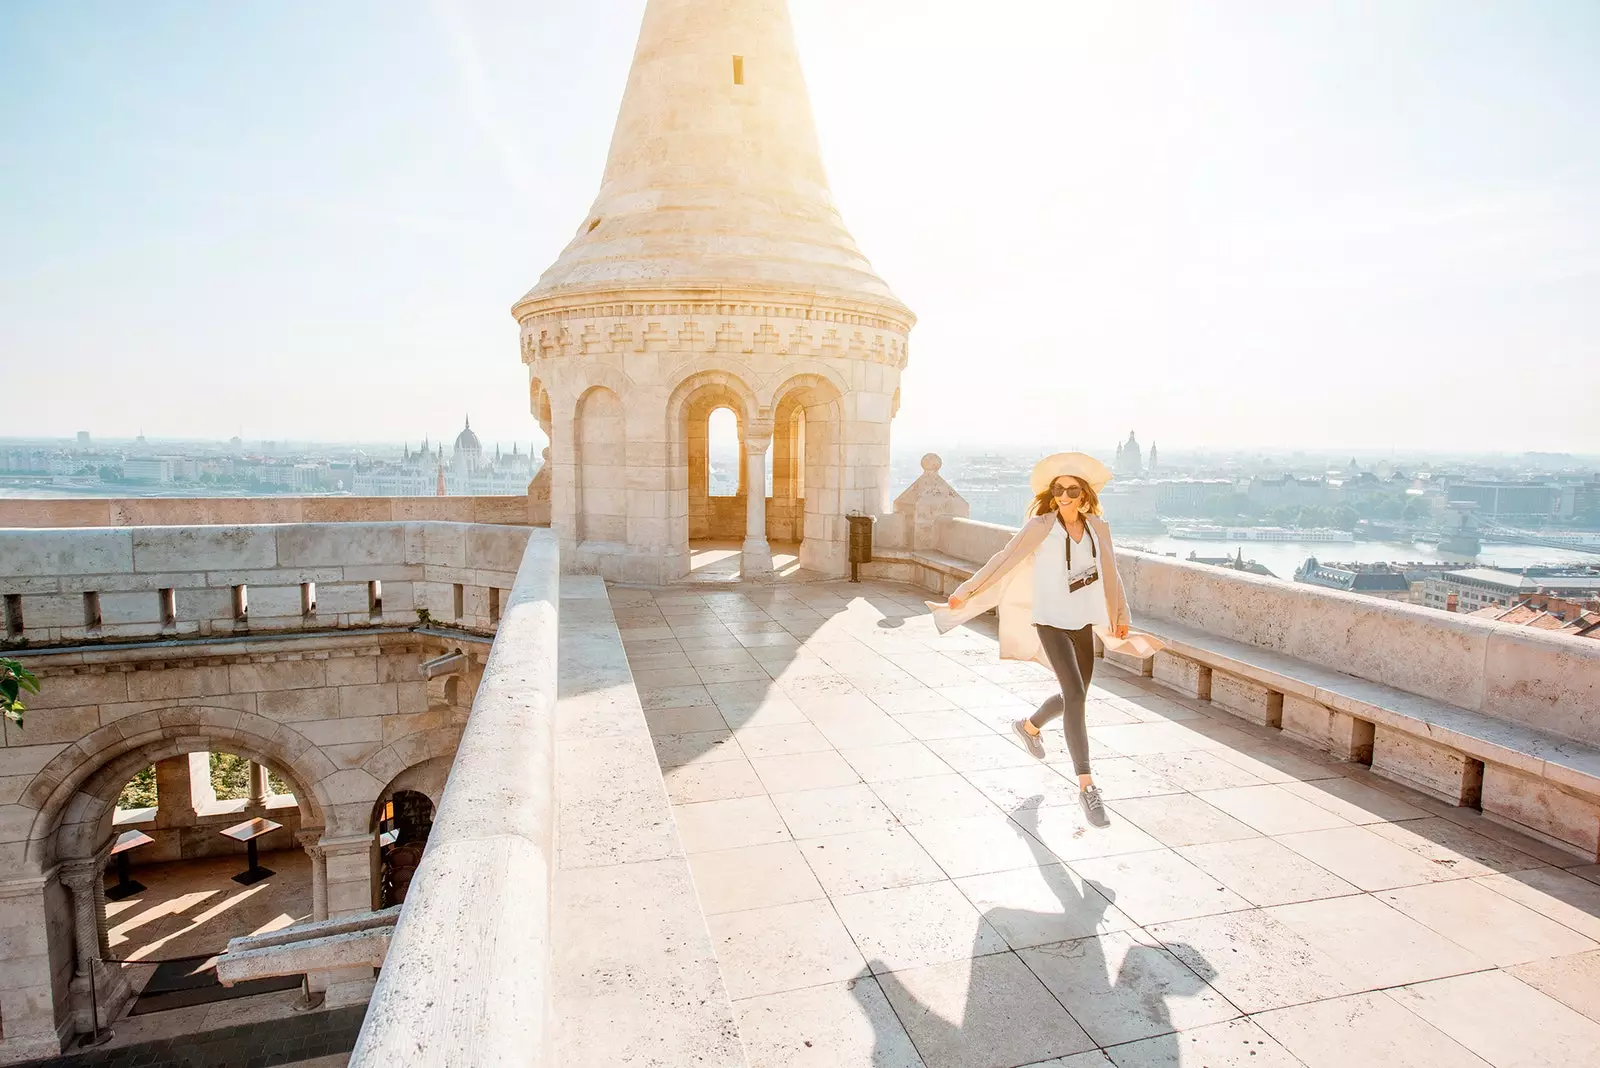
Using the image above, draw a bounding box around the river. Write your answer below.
[1122,533,1599,579]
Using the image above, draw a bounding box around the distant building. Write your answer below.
[1248,474,1329,511]
[75,431,90,446]
[1468,594,1600,640]
[1114,432,1143,476]
[1423,568,1600,613]
[1444,480,1560,520]
[1295,558,1415,603]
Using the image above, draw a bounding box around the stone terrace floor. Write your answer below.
[610,576,1600,1068]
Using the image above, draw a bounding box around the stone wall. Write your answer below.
[0,496,541,530]
[0,521,531,645]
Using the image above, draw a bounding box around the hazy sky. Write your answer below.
[3,1,1597,455]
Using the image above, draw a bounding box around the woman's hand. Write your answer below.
[947,593,966,610]
[1112,622,1129,640]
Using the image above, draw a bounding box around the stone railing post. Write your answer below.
[893,453,970,552]
[247,762,270,808]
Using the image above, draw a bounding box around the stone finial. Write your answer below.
[894,454,969,552]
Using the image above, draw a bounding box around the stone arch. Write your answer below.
[769,373,847,573]
[574,385,627,546]
[663,360,760,426]
[358,726,463,803]
[22,707,337,871]
[757,360,849,409]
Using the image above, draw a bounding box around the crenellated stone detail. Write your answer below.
[521,312,909,369]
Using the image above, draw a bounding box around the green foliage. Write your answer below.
[2,657,40,729]
[118,765,157,809]
[415,607,435,627]
[210,752,291,800]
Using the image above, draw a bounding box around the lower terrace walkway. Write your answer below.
[612,576,1600,1068]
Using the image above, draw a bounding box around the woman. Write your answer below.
[929,453,1131,828]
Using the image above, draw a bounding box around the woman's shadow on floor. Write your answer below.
[858,798,1221,1067]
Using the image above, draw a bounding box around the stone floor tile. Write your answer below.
[734,977,926,1068]
[1115,693,1208,724]
[626,649,694,671]
[1276,825,1459,891]
[1022,1053,1116,1068]
[684,642,761,664]
[954,863,1136,950]
[1391,970,1600,1065]
[1103,1017,1303,1068]
[1378,879,1598,966]
[1432,805,1596,866]
[652,729,742,767]
[1080,757,1183,800]
[733,721,834,758]
[1083,698,1141,727]
[751,750,862,794]
[907,814,1055,878]
[964,764,1082,811]
[1107,793,1261,848]
[1128,750,1270,792]
[923,734,1037,772]
[807,709,916,749]
[695,661,774,685]
[644,704,729,736]
[1506,948,1600,1025]
[630,665,704,688]
[869,688,959,715]
[639,682,716,710]
[893,709,994,740]
[1149,910,1361,1014]
[1021,930,1239,1047]
[1266,893,1488,989]
[1570,864,1600,886]
[798,827,947,896]
[688,841,827,915]
[877,952,1097,1068]
[839,741,954,783]
[1253,990,1488,1068]
[871,774,1004,825]
[1071,849,1252,926]
[1087,721,1228,756]
[707,898,868,1000]
[772,783,899,838]
[938,681,1031,710]
[1280,776,1428,824]
[1176,838,1361,908]
[1016,802,1166,863]
[1366,816,1551,879]
[1193,784,1352,836]
[834,880,1008,972]
[673,795,792,853]
[1476,866,1600,941]
[1211,742,1343,784]
[663,757,767,804]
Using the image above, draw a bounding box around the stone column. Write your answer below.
[59,863,98,981]
[247,762,270,808]
[297,830,329,922]
[742,427,774,577]
[314,832,379,1007]
[59,855,131,1032]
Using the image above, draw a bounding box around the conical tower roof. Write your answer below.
[514,0,911,325]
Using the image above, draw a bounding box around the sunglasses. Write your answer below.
[1049,483,1084,500]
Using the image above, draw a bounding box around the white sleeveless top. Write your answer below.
[1031,519,1110,630]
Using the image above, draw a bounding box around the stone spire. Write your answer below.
[513,0,911,324]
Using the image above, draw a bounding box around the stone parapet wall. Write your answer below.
[0,521,532,646]
[349,531,560,1065]
[0,495,541,530]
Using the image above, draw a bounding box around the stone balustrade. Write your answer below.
[347,530,560,1065]
[0,521,532,644]
[0,494,543,530]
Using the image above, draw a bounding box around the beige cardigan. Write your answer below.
[927,514,1132,668]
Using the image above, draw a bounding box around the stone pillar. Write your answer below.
[248,763,270,808]
[297,830,329,922]
[59,863,98,981]
[0,874,71,1061]
[891,453,970,553]
[60,855,131,1033]
[742,428,774,577]
[313,832,379,1007]
[153,754,201,825]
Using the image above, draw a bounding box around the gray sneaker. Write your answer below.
[1080,785,1110,828]
[1012,719,1046,759]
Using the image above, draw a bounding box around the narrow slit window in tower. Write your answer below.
[489,587,502,626]
[5,593,23,638]
[301,582,317,619]
[159,588,177,628]
[732,55,744,85]
[453,583,465,620]
[83,591,102,630]
[232,585,249,623]
[368,580,383,620]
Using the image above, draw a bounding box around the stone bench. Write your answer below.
[1136,617,1600,861]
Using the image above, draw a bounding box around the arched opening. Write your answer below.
[375,789,435,907]
[706,406,740,497]
[574,385,627,546]
[771,375,845,574]
[13,717,338,1044]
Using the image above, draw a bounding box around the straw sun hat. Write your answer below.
[1028,452,1115,496]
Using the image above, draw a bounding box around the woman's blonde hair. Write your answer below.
[1029,476,1102,520]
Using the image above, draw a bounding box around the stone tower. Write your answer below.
[513,0,914,584]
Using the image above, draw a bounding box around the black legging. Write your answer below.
[1029,624,1096,776]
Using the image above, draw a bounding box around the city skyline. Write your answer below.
[4,1,1599,452]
